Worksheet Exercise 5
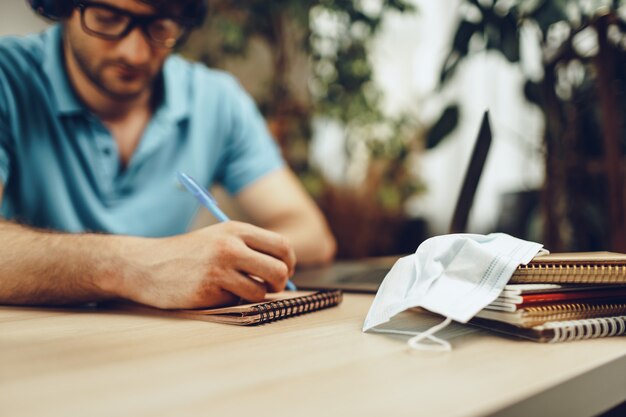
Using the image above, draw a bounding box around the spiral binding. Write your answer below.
[252,290,343,325]
[517,302,626,326]
[543,315,626,343]
[512,263,626,283]
[524,302,626,314]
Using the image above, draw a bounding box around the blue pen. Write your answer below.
[177,171,297,291]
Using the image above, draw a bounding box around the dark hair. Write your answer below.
[139,0,208,26]
[40,0,208,26]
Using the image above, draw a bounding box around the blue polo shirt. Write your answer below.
[0,25,284,236]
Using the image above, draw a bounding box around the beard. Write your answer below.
[66,35,161,102]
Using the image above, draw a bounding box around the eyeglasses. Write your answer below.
[74,1,191,49]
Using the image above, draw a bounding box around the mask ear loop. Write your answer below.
[370,317,453,352]
[407,317,452,351]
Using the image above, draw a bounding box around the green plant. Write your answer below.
[432,0,626,251]
[181,0,420,203]
[182,1,424,257]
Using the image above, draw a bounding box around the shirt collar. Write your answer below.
[157,57,191,123]
[42,25,191,122]
[43,25,84,116]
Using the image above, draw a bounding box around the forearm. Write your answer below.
[267,213,336,266]
[0,219,297,310]
[235,169,337,266]
[0,220,136,305]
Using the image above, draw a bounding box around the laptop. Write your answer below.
[292,110,493,293]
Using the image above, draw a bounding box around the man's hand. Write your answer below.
[115,221,297,309]
[0,217,295,310]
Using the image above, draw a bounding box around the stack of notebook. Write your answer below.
[470,252,626,343]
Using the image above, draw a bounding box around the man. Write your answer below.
[0,0,336,309]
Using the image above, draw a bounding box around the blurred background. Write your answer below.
[3,0,626,258]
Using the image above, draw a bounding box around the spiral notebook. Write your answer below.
[115,290,343,325]
[486,284,626,312]
[475,301,626,328]
[471,315,626,343]
[499,283,626,296]
[509,252,626,284]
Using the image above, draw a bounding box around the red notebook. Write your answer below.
[488,284,626,312]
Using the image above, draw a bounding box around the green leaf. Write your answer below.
[386,0,417,14]
[523,79,543,107]
[467,0,486,11]
[530,0,568,35]
[453,20,482,57]
[440,18,484,85]
[426,105,460,149]
[440,52,461,85]
[499,13,520,62]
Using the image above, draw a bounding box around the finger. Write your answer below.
[233,223,296,275]
[218,270,268,303]
[233,246,290,292]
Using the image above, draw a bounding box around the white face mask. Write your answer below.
[363,233,546,351]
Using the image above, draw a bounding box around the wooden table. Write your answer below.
[1,294,625,417]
